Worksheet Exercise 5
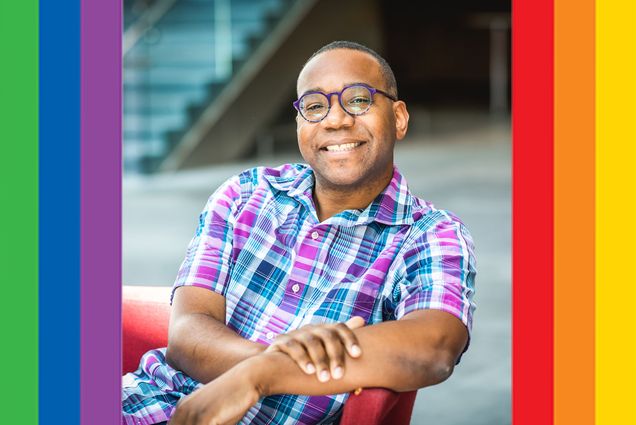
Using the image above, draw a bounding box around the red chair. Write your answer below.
[123,286,417,425]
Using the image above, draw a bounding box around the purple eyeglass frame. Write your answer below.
[292,82,398,123]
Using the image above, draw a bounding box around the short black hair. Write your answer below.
[302,40,398,99]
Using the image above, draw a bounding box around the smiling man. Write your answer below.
[122,40,476,425]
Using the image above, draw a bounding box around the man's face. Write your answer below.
[295,49,409,192]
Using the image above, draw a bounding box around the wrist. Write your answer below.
[240,351,280,398]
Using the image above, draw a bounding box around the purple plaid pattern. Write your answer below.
[122,163,476,425]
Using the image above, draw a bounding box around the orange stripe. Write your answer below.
[554,0,595,423]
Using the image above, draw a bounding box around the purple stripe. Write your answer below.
[80,1,122,424]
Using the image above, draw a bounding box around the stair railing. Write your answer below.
[123,0,180,56]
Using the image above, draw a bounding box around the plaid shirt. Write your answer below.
[122,163,476,425]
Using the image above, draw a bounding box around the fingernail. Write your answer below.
[306,363,316,374]
[333,366,343,379]
[319,370,330,382]
[350,345,361,356]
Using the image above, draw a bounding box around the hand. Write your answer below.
[168,360,261,425]
[265,316,365,382]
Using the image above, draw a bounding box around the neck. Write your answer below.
[313,168,394,222]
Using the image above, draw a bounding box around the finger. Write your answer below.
[273,338,316,374]
[344,316,365,329]
[334,323,362,358]
[299,333,331,382]
[264,343,281,353]
[314,328,346,379]
[340,318,365,357]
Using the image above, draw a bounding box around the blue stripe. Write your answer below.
[39,0,80,423]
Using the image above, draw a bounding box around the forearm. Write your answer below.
[250,315,464,396]
[165,312,266,384]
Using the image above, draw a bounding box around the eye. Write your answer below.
[349,96,371,105]
[305,103,326,112]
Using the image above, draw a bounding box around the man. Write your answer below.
[122,40,476,425]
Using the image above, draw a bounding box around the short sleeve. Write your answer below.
[170,176,243,304]
[387,216,477,338]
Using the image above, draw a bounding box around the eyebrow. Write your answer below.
[299,81,369,98]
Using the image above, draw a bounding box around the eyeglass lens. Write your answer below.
[299,85,373,121]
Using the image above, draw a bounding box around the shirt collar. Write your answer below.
[355,167,416,226]
[263,164,314,199]
[264,164,417,226]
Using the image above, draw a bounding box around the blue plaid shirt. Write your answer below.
[122,163,476,425]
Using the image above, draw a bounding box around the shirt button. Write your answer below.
[311,231,319,240]
[266,331,275,340]
[291,283,300,293]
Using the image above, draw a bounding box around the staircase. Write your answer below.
[123,0,293,174]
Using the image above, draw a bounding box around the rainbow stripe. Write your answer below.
[595,0,636,423]
[554,1,595,424]
[40,0,81,423]
[1,0,634,423]
[513,0,554,422]
[1,1,39,424]
[514,0,636,423]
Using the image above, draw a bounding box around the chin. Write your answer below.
[319,171,367,190]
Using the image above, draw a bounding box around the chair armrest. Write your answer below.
[339,387,417,425]
[122,285,171,374]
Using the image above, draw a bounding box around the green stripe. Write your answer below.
[0,2,39,423]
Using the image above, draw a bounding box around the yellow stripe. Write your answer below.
[596,1,636,423]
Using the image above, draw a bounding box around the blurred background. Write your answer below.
[123,0,511,423]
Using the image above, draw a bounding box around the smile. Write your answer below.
[322,142,364,152]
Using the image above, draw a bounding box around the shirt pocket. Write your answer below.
[308,274,386,324]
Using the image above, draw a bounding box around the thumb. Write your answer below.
[344,316,366,329]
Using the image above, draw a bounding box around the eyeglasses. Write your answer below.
[293,83,397,123]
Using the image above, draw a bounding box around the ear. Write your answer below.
[393,101,409,141]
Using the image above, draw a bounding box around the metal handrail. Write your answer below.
[123,0,179,56]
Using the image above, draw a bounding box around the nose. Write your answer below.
[321,93,354,129]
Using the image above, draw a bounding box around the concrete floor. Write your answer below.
[123,111,511,424]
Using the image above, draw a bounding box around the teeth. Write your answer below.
[324,142,361,152]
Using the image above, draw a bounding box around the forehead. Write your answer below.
[297,49,384,95]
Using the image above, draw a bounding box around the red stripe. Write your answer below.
[512,0,554,424]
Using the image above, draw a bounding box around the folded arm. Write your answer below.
[257,308,468,395]
[166,286,368,384]
[165,286,266,384]
[168,308,469,425]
